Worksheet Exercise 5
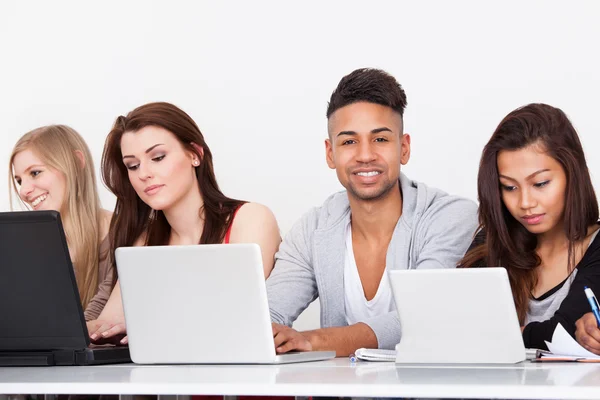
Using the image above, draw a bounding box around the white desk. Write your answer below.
[2,358,600,399]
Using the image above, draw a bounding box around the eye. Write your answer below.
[341,139,356,145]
[374,137,388,143]
[534,180,550,188]
[126,164,140,171]
[152,155,165,162]
[30,170,42,178]
[15,178,21,185]
[501,184,517,192]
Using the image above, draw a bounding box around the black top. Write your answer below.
[465,228,600,350]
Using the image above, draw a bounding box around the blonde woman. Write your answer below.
[9,125,114,322]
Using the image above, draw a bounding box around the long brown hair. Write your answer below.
[460,103,599,323]
[101,102,245,271]
[9,125,103,309]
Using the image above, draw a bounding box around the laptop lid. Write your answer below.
[116,243,279,364]
[0,211,89,351]
[389,268,526,364]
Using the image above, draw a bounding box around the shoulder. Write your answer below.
[229,202,280,239]
[99,209,113,241]
[417,192,478,232]
[232,202,278,228]
[579,226,600,271]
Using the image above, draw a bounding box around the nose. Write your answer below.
[137,162,153,181]
[519,187,537,210]
[355,141,376,164]
[19,179,34,200]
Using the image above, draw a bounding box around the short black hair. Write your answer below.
[326,68,407,118]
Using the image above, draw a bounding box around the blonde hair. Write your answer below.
[9,125,103,309]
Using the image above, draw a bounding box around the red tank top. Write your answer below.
[224,206,242,244]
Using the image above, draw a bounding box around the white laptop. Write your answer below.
[389,268,526,364]
[115,243,335,364]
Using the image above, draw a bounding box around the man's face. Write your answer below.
[325,101,410,201]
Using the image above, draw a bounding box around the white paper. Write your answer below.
[544,323,600,359]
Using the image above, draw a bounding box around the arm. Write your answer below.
[273,322,378,357]
[88,280,128,344]
[522,254,600,349]
[266,209,319,327]
[83,260,114,321]
[228,202,281,278]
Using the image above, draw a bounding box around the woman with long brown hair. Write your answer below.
[460,103,600,350]
[87,102,281,343]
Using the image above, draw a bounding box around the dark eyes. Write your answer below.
[14,170,42,185]
[500,180,550,192]
[341,138,389,145]
[125,155,166,171]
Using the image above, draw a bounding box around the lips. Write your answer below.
[144,184,164,195]
[522,214,545,225]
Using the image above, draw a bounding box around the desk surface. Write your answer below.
[2,358,600,399]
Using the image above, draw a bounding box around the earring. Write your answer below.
[193,160,200,166]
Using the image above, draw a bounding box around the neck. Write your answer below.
[163,182,205,245]
[536,224,569,255]
[348,181,402,242]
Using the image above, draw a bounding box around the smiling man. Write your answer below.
[266,68,478,356]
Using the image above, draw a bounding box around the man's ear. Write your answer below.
[74,150,86,169]
[325,139,336,169]
[400,133,411,165]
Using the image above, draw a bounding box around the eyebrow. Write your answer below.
[122,143,165,160]
[499,169,551,181]
[336,127,393,137]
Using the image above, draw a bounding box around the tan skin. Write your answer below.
[272,102,411,357]
[87,126,281,344]
[497,143,599,333]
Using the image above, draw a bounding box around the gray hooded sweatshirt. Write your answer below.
[267,173,478,349]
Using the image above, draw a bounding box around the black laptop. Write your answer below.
[0,210,130,366]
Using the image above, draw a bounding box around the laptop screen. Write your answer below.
[0,211,89,351]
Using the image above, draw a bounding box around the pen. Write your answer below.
[583,286,600,327]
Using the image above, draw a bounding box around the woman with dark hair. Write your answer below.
[87,102,281,343]
[460,103,600,350]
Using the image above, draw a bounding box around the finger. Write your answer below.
[273,330,292,348]
[276,337,310,354]
[578,332,600,353]
[582,341,600,355]
[120,335,129,345]
[101,323,126,338]
[90,323,114,340]
[584,320,600,343]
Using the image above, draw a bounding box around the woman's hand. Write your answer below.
[575,312,600,355]
[87,319,128,345]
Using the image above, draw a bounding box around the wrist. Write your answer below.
[303,329,321,350]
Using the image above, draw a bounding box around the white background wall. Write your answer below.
[2,0,600,329]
